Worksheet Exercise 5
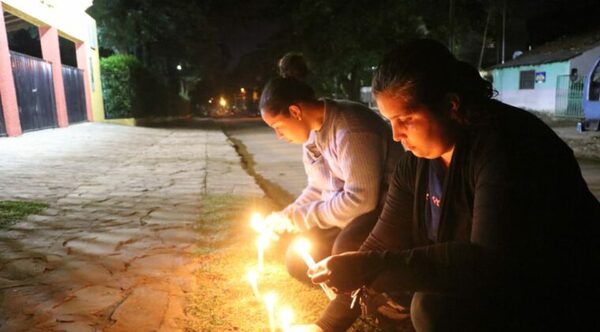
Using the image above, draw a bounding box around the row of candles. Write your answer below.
[247,213,335,331]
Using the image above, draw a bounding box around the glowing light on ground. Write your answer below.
[256,235,270,271]
[278,307,294,332]
[263,292,277,332]
[246,269,260,299]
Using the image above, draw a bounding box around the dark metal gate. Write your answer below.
[62,65,87,123]
[555,74,585,118]
[11,51,57,132]
[0,92,6,136]
[0,95,6,137]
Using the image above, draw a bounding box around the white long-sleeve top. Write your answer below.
[282,99,403,231]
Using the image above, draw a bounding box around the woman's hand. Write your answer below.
[264,212,298,234]
[309,251,386,293]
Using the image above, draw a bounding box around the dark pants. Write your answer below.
[285,209,380,284]
[410,292,492,332]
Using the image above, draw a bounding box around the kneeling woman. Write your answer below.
[259,76,403,284]
[306,39,599,331]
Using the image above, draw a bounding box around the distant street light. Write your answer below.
[176,64,182,71]
[240,87,246,94]
[219,97,227,107]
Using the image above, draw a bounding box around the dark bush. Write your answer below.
[100,54,141,119]
[101,55,189,119]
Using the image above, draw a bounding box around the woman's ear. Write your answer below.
[445,93,464,124]
[288,105,302,120]
[445,93,461,113]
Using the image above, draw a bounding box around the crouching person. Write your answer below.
[259,76,403,284]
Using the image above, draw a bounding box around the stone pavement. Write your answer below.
[0,123,263,331]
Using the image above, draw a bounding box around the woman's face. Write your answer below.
[261,107,311,144]
[376,93,456,160]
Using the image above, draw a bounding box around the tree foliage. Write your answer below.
[291,0,426,100]
[288,0,492,100]
[89,0,222,83]
[90,0,495,107]
[100,54,141,119]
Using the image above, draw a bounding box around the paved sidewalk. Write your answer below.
[0,123,262,331]
[218,119,306,205]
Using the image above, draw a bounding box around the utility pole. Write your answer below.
[501,0,507,64]
[479,10,491,70]
[448,0,455,54]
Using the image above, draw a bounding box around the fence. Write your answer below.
[555,74,585,118]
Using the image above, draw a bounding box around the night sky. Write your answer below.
[214,0,600,70]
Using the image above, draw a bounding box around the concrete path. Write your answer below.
[218,119,306,206]
[0,123,262,331]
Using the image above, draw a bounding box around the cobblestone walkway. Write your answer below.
[0,123,262,331]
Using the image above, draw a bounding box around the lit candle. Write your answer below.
[246,269,260,299]
[250,212,278,241]
[250,212,264,232]
[263,292,277,332]
[293,238,336,300]
[256,235,270,271]
[278,307,294,332]
[292,238,316,269]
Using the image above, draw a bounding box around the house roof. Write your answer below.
[490,29,600,69]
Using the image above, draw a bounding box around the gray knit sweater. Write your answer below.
[283,99,403,230]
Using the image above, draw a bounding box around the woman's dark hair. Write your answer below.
[278,52,309,80]
[259,76,316,116]
[372,39,494,124]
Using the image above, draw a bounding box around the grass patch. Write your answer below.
[188,194,328,331]
[0,200,48,228]
[187,194,408,331]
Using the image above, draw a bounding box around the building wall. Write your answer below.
[571,45,600,104]
[85,18,105,122]
[570,44,600,80]
[1,0,104,121]
[2,0,92,41]
[492,61,570,112]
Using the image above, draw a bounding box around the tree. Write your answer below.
[290,0,425,100]
[89,0,223,94]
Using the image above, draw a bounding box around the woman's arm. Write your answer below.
[287,130,387,230]
[313,153,416,331]
[315,141,509,295]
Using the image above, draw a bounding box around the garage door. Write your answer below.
[11,51,57,132]
[62,65,87,124]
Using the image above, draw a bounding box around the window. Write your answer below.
[88,23,98,50]
[519,70,535,89]
[89,57,95,92]
[589,62,600,101]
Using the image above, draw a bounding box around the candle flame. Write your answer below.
[292,238,311,254]
[263,292,277,307]
[250,212,264,232]
[247,269,259,284]
[257,235,270,249]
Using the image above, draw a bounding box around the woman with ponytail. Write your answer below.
[259,54,404,288]
[299,39,598,331]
